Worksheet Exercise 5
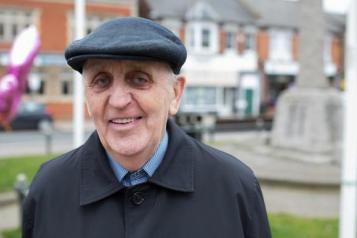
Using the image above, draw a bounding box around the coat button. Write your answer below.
[130,192,144,206]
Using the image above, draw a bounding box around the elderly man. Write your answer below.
[22,17,271,238]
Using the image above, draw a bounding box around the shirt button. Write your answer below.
[130,192,145,206]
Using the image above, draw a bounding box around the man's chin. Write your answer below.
[108,141,146,159]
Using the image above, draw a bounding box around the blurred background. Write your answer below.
[0,0,354,237]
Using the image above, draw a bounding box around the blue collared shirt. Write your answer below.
[107,131,168,187]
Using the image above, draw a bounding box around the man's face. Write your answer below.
[83,59,185,170]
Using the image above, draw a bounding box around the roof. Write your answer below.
[148,0,256,24]
[244,0,299,28]
[246,0,345,32]
[144,0,345,32]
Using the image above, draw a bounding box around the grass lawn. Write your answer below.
[1,214,338,238]
[269,213,338,238]
[2,229,20,238]
[0,154,55,193]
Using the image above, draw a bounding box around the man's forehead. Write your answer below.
[83,59,171,73]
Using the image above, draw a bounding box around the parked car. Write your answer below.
[0,102,53,131]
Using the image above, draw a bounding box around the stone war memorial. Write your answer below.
[271,0,343,163]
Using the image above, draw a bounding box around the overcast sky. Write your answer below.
[324,0,349,14]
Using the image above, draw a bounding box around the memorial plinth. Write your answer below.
[270,0,343,163]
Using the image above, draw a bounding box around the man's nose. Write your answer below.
[108,83,132,108]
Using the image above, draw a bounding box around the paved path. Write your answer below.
[0,203,19,231]
[0,193,19,231]
[209,131,341,218]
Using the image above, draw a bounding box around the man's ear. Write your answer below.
[169,75,186,116]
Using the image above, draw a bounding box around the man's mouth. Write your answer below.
[110,117,142,125]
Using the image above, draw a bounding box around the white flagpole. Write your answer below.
[339,0,357,237]
[73,0,86,147]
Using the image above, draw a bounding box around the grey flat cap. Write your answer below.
[65,17,187,74]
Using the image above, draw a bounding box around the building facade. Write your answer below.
[0,0,136,120]
[141,0,344,119]
[0,0,344,121]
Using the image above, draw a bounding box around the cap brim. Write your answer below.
[67,54,172,73]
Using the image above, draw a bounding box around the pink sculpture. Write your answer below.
[0,26,41,130]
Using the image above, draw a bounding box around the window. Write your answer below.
[61,80,70,95]
[69,14,115,40]
[0,9,37,42]
[241,26,256,52]
[186,22,218,54]
[26,79,45,95]
[226,31,235,49]
[224,87,235,105]
[26,73,45,95]
[11,24,17,36]
[245,32,255,51]
[0,23,4,37]
[59,72,73,96]
[184,87,217,106]
[201,28,210,48]
[269,30,292,61]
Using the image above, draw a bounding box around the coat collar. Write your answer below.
[79,132,125,206]
[148,119,195,192]
[79,119,195,206]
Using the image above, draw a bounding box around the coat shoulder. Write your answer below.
[28,147,81,196]
[192,139,257,185]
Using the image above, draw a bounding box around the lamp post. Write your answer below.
[339,0,357,237]
[73,0,86,147]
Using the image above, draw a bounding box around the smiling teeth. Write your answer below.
[112,118,136,124]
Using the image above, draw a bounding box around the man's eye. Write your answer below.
[127,73,152,88]
[90,75,111,89]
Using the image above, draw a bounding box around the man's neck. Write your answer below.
[108,131,168,172]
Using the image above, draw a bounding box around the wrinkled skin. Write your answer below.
[83,59,186,171]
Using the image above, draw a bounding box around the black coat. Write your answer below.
[22,120,271,238]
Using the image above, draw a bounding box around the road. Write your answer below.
[0,118,272,158]
[0,121,266,158]
[0,130,92,158]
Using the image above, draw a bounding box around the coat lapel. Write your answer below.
[79,132,125,206]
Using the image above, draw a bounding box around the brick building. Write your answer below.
[0,0,136,120]
[0,0,345,121]
[140,0,345,119]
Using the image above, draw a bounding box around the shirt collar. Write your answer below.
[107,131,169,184]
[79,119,194,206]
